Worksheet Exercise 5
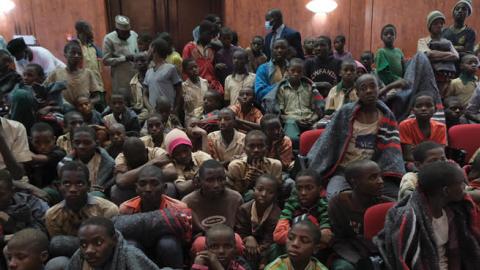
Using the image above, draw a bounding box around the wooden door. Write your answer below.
[106,0,223,51]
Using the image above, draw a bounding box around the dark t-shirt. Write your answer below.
[182,188,243,233]
[328,191,393,263]
[304,55,342,86]
[442,25,476,53]
[25,146,66,188]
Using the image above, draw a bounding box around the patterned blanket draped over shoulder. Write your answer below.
[306,100,404,182]
[67,231,160,270]
[386,52,445,123]
[112,208,192,246]
[374,192,480,270]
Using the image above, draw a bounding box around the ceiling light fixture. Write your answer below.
[0,0,15,14]
[306,0,338,14]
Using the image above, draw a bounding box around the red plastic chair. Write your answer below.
[298,129,324,169]
[363,202,395,241]
[448,124,480,164]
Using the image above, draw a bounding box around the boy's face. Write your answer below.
[185,61,199,79]
[352,162,384,197]
[445,99,464,120]
[147,117,164,138]
[264,119,283,142]
[232,51,247,71]
[238,88,254,106]
[200,167,226,198]
[136,174,165,205]
[109,127,126,146]
[313,39,330,58]
[220,33,233,48]
[412,95,435,121]
[125,146,148,169]
[333,38,344,52]
[206,230,236,268]
[172,144,192,166]
[65,46,83,67]
[418,147,446,168]
[73,131,96,160]
[429,19,444,35]
[32,130,55,155]
[0,55,13,75]
[340,64,356,83]
[461,56,479,74]
[253,177,277,206]
[23,67,42,86]
[67,115,85,133]
[6,244,47,270]
[110,97,126,115]
[296,175,320,207]
[218,111,235,132]
[287,64,304,84]
[203,93,220,113]
[303,38,315,54]
[0,181,13,210]
[272,41,288,61]
[76,97,93,116]
[79,225,116,268]
[453,3,468,21]
[381,27,396,46]
[244,135,267,160]
[356,76,378,106]
[134,55,149,71]
[251,38,264,52]
[286,223,318,264]
[444,170,466,203]
[60,170,89,206]
[360,53,373,68]
[138,41,150,52]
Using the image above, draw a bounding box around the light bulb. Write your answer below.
[306,0,338,14]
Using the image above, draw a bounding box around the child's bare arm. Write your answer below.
[401,144,414,163]
[142,86,153,112]
[235,118,260,131]
[31,153,49,163]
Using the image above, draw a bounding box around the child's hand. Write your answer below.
[320,228,334,246]
[244,236,259,257]
[0,211,10,223]
[149,154,172,167]
[193,251,210,266]
[215,63,227,70]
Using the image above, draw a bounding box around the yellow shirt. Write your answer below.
[182,77,208,118]
[446,77,479,107]
[224,73,256,105]
[207,130,246,162]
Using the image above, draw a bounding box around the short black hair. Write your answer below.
[205,224,235,246]
[245,130,267,143]
[268,8,283,22]
[59,160,90,184]
[296,169,322,187]
[25,63,45,78]
[341,59,357,69]
[155,95,172,111]
[412,141,443,163]
[219,107,235,118]
[252,35,264,42]
[344,159,377,185]
[460,53,478,64]
[198,159,223,180]
[7,38,27,56]
[335,35,346,43]
[64,40,82,54]
[418,161,464,193]
[138,165,165,184]
[72,125,96,141]
[31,122,55,136]
[381,24,397,36]
[290,220,321,244]
[8,228,49,253]
[64,110,83,127]
[199,20,216,35]
[157,32,173,47]
[444,96,462,107]
[361,51,374,59]
[75,20,91,33]
[138,32,153,45]
[219,27,233,37]
[151,37,171,59]
[318,36,332,50]
[289,57,304,67]
[204,14,221,23]
[182,57,196,71]
[273,38,289,47]
[0,169,13,190]
[255,174,279,193]
[260,113,281,129]
[80,217,116,237]
[413,91,435,105]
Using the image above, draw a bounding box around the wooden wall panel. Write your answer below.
[224,0,480,59]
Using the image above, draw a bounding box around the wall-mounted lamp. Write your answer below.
[0,0,15,14]
[306,0,338,14]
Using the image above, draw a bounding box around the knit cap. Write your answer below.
[453,0,473,16]
[164,128,192,155]
[426,10,446,30]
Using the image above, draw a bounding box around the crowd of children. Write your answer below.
[1,1,480,269]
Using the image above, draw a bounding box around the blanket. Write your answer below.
[374,192,480,270]
[306,100,404,182]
